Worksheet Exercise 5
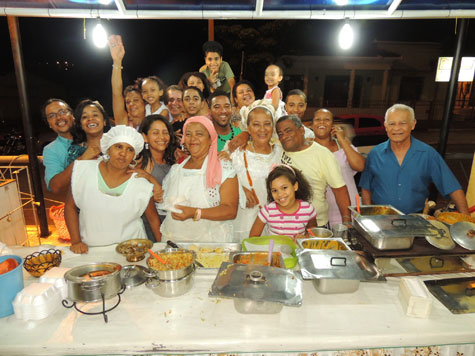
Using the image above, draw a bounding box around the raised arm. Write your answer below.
[108,35,128,125]
[333,126,365,172]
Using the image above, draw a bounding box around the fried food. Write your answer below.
[149,251,194,271]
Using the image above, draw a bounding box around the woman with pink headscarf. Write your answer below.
[158,116,239,242]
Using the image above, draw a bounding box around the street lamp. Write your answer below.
[338,22,354,50]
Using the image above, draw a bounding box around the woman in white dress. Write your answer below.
[65,125,161,254]
[159,116,239,242]
[230,100,282,241]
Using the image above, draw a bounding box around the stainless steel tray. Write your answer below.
[174,243,241,269]
[297,237,350,251]
[425,277,475,314]
[349,205,404,217]
[230,251,285,268]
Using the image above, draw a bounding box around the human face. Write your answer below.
[183,88,203,116]
[276,119,305,152]
[210,96,232,129]
[187,76,205,92]
[384,109,416,145]
[265,65,283,88]
[125,91,145,119]
[235,84,255,109]
[247,109,273,146]
[141,79,163,106]
[107,142,135,170]
[285,95,307,119]
[204,52,222,73]
[145,120,170,153]
[270,175,298,211]
[312,110,333,139]
[80,105,105,137]
[184,122,211,159]
[45,101,73,137]
[167,89,184,117]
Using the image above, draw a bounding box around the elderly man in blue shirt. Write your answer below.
[360,103,469,215]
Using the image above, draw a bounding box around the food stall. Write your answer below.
[1,230,475,356]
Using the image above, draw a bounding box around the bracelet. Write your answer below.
[112,64,123,70]
[193,208,202,221]
[342,215,351,219]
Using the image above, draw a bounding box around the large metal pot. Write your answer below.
[64,262,122,302]
[145,248,197,297]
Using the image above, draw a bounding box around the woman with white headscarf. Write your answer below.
[158,116,238,242]
[65,125,161,254]
[229,100,283,241]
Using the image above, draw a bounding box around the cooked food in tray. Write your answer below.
[299,238,349,251]
[148,251,194,271]
[232,252,284,268]
[187,244,232,268]
[436,212,475,225]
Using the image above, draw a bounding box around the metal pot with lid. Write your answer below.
[64,262,122,302]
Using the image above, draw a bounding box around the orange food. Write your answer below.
[437,212,475,225]
[0,258,19,276]
[234,252,282,267]
[148,251,194,271]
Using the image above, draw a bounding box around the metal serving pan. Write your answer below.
[297,249,384,294]
[173,243,241,269]
[230,251,285,268]
[297,237,351,251]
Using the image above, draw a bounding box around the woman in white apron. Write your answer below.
[229,100,282,241]
[159,116,238,242]
[65,125,161,254]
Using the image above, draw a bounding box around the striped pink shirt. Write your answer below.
[258,200,317,237]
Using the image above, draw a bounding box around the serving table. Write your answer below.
[1,243,475,356]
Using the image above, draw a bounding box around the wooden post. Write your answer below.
[208,19,214,41]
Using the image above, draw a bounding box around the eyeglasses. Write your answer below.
[47,109,71,120]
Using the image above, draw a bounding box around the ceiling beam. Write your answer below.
[113,0,126,15]
[387,0,403,16]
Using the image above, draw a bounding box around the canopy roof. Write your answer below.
[1,0,475,19]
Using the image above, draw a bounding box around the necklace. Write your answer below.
[243,151,262,209]
[218,125,235,143]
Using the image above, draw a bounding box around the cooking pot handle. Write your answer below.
[391,219,407,227]
[81,280,105,291]
[143,268,158,278]
[429,256,444,269]
[330,257,347,267]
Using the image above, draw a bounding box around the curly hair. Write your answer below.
[178,72,210,98]
[136,76,168,102]
[138,114,177,167]
[266,165,312,204]
[71,99,111,145]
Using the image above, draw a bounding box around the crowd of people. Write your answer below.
[40,36,471,254]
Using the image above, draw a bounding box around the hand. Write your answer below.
[171,205,195,221]
[129,168,164,203]
[70,242,88,254]
[218,150,231,161]
[209,69,219,86]
[243,186,259,208]
[174,147,188,162]
[79,145,101,161]
[108,35,125,63]
[228,132,248,153]
[174,128,183,142]
[331,125,346,142]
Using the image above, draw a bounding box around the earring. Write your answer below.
[129,159,138,169]
[145,143,149,150]
[102,153,110,161]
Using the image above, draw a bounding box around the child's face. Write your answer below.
[205,52,222,73]
[265,65,283,88]
[187,76,205,92]
[142,79,163,106]
[183,88,203,116]
[270,175,298,210]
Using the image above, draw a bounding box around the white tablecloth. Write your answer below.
[1,244,475,356]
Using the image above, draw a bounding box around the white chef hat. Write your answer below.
[100,125,144,158]
[240,99,276,131]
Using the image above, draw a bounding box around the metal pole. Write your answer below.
[208,19,214,41]
[7,16,50,237]
[438,18,469,157]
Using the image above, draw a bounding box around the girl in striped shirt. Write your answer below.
[249,165,317,241]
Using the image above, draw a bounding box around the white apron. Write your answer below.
[160,156,236,242]
[71,160,153,246]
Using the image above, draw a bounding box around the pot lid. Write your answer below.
[208,262,302,306]
[297,249,383,281]
[450,222,475,250]
[425,220,456,250]
[120,265,150,288]
[354,214,439,239]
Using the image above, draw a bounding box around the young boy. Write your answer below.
[199,41,235,96]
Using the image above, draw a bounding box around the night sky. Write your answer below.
[0,16,473,133]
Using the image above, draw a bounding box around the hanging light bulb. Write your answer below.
[338,22,354,50]
[92,22,107,48]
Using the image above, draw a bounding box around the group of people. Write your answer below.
[41,37,470,254]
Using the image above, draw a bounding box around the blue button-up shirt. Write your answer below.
[42,135,72,191]
[359,137,461,214]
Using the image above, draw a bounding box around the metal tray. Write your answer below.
[396,256,469,274]
[174,243,241,269]
[349,205,404,218]
[425,277,475,314]
[230,251,285,268]
[297,237,350,251]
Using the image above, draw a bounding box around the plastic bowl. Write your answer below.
[23,249,62,278]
